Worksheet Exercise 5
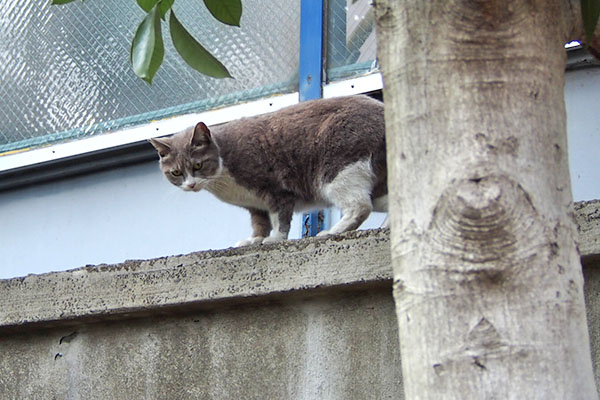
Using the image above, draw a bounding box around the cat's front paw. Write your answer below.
[262,236,283,244]
[262,231,288,244]
[316,230,332,237]
[234,236,264,247]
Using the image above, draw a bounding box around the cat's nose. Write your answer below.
[187,183,196,189]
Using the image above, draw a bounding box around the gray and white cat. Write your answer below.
[149,95,387,247]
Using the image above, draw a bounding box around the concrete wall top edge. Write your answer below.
[0,229,393,331]
[1,200,598,331]
[575,200,600,261]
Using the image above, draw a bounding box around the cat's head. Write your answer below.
[149,122,221,192]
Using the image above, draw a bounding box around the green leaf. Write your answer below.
[169,11,232,79]
[203,0,242,27]
[137,0,173,19]
[159,0,175,19]
[136,0,159,13]
[130,5,164,84]
[581,0,600,45]
[51,0,79,4]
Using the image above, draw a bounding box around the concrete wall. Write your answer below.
[585,265,600,393]
[0,290,401,399]
[0,200,599,399]
[0,230,402,400]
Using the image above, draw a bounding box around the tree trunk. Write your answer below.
[374,0,599,398]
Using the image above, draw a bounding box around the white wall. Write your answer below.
[565,68,600,201]
[0,161,385,279]
[0,163,245,278]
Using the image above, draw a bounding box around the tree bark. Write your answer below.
[374,0,599,398]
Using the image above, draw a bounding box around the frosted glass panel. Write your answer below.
[326,0,378,82]
[0,0,300,153]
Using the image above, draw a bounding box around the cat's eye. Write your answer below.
[171,169,183,177]
[193,162,203,171]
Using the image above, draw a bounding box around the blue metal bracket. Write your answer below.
[299,0,329,237]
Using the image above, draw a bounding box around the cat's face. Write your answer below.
[149,122,221,192]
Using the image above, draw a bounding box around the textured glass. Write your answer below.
[326,0,377,82]
[0,0,300,153]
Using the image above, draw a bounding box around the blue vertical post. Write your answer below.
[299,0,324,102]
[299,0,328,237]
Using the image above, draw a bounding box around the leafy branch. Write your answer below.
[50,0,600,83]
[51,0,241,84]
[581,0,600,46]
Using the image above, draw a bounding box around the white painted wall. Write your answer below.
[0,68,598,279]
[0,161,385,279]
[0,163,247,278]
[565,68,600,201]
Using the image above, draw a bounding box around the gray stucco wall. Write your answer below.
[0,289,402,400]
[0,201,598,399]
[585,264,600,391]
[0,229,402,400]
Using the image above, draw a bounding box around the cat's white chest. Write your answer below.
[205,170,268,210]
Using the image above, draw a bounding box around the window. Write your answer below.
[326,0,377,82]
[0,0,300,154]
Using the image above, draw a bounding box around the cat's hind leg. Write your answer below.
[317,159,374,236]
[235,208,271,247]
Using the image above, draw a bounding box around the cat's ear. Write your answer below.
[191,122,211,147]
[148,137,171,158]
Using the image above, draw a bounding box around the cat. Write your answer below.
[149,95,387,247]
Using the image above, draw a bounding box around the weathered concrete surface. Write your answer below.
[0,229,391,330]
[0,229,400,399]
[0,289,402,400]
[579,200,600,389]
[585,261,600,390]
[2,198,600,331]
[577,200,600,263]
[0,200,598,399]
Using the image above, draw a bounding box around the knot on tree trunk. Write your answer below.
[429,174,543,276]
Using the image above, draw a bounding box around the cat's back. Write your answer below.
[213,95,386,198]
[261,95,383,141]
[215,95,384,153]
